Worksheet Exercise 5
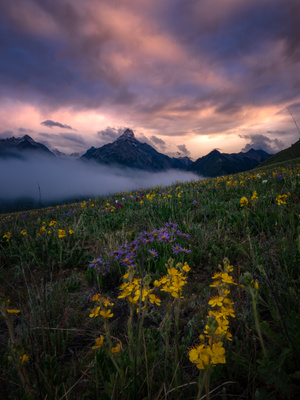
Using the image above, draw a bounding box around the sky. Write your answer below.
[1,0,300,159]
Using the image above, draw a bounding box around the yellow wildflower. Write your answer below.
[208,296,224,307]
[6,308,21,314]
[58,229,66,239]
[111,343,121,354]
[20,354,29,364]
[92,335,104,350]
[89,306,100,318]
[240,197,248,207]
[100,309,113,319]
[3,232,11,241]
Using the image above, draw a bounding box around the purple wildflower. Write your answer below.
[148,249,158,258]
[172,244,182,254]
[180,247,191,253]
[89,258,103,268]
[158,232,170,242]
[165,222,178,228]
[176,230,190,239]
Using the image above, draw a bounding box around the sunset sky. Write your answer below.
[1,0,300,159]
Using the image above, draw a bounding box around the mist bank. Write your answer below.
[0,154,201,212]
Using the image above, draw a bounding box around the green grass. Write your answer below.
[0,162,300,399]
[258,139,300,168]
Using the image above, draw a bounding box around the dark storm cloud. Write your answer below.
[97,127,125,142]
[177,145,191,157]
[0,0,300,144]
[37,132,87,152]
[150,136,166,148]
[41,120,75,130]
[136,134,153,147]
[18,128,34,133]
[241,134,285,154]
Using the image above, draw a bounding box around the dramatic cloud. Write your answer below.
[97,127,126,142]
[241,134,285,154]
[0,0,299,158]
[177,144,191,157]
[18,128,34,133]
[41,120,74,130]
[136,133,153,147]
[37,132,87,153]
[149,135,166,151]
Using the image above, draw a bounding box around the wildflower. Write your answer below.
[69,228,74,234]
[92,335,104,350]
[172,244,182,254]
[49,221,57,227]
[276,194,288,205]
[111,343,121,354]
[251,191,258,203]
[6,308,21,314]
[180,247,191,254]
[221,273,237,285]
[209,342,226,364]
[89,258,102,268]
[89,306,100,318]
[58,229,66,239]
[100,309,114,319]
[148,249,158,257]
[3,232,11,242]
[208,296,224,307]
[20,354,29,364]
[21,230,27,236]
[39,226,46,235]
[182,263,191,273]
[240,197,248,207]
[148,294,161,306]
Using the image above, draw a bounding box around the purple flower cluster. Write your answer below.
[89,258,110,275]
[171,243,191,255]
[90,222,191,274]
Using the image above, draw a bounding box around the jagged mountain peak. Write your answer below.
[0,133,55,158]
[114,128,135,142]
[81,128,190,171]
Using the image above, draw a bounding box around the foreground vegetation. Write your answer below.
[1,160,300,399]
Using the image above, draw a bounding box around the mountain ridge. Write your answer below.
[187,147,272,177]
[0,134,55,158]
[1,130,274,176]
[81,129,192,171]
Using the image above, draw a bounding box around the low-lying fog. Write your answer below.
[0,154,201,211]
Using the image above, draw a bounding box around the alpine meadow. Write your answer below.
[1,159,300,400]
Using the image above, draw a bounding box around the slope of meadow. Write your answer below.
[1,161,300,400]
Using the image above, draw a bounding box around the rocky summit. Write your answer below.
[187,148,271,177]
[0,135,55,159]
[81,129,191,171]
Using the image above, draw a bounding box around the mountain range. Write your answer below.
[0,129,273,177]
[0,134,54,159]
[187,148,271,177]
[81,129,192,171]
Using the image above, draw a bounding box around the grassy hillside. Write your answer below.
[258,138,300,168]
[1,162,300,399]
